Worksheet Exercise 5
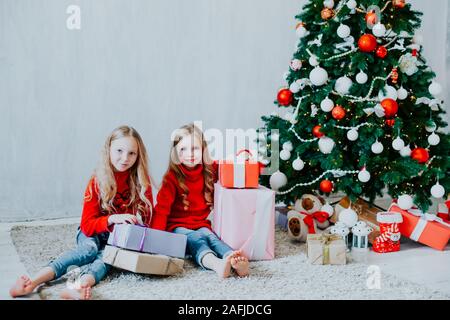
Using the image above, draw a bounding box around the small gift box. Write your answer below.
[390,204,450,251]
[107,224,187,258]
[213,182,275,260]
[103,245,184,276]
[218,149,260,188]
[306,234,346,265]
[275,207,289,230]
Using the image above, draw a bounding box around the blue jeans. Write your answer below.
[48,228,111,284]
[173,227,233,269]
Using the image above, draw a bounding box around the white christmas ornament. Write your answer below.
[280,149,291,161]
[378,85,398,101]
[399,53,418,76]
[292,157,305,171]
[290,59,302,71]
[371,140,384,154]
[284,112,293,122]
[309,67,328,86]
[392,137,405,151]
[318,137,335,154]
[356,70,368,84]
[321,203,334,216]
[282,141,293,151]
[335,76,353,95]
[337,24,351,39]
[425,122,437,133]
[398,194,413,210]
[429,81,442,96]
[372,23,386,37]
[428,132,440,146]
[320,97,334,112]
[309,56,319,67]
[346,0,357,10]
[358,168,371,183]
[296,79,308,90]
[347,129,358,141]
[323,0,334,8]
[269,171,287,191]
[397,87,408,100]
[289,82,301,93]
[296,25,309,38]
[400,145,412,157]
[431,182,445,198]
[338,208,358,228]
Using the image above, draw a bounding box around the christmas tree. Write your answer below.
[258,0,450,211]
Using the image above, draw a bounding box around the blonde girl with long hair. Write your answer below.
[10,126,154,299]
[151,123,249,278]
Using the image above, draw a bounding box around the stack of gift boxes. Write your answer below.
[213,150,276,260]
[103,224,187,276]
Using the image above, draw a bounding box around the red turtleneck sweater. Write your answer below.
[80,170,154,237]
[150,163,217,232]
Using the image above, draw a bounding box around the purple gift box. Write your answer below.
[275,210,288,230]
[107,224,187,259]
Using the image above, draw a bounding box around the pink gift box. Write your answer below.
[213,183,275,260]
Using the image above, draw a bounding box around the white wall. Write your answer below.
[0,0,448,221]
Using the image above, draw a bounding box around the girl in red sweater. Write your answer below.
[151,123,249,278]
[10,126,154,299]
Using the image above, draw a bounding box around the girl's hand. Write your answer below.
[108,214,138,226]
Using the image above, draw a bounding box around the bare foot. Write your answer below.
[230,251,250,277]
[9,275,35,297]
[60,285,92,300]
[216,254,232,279]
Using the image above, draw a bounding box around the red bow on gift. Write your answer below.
[301,211,330,234]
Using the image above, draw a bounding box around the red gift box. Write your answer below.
[219,149,260,188]
[389,204,450,251]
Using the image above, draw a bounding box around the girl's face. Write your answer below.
[110,137,139,172]
[176,134,203,167]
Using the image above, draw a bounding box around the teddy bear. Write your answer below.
[287,194,334,241]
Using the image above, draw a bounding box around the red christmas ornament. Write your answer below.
[365,11,378,26]
[319,180,333,193]
[385,119,395,127]
[381,98,398,118]
[358,34,378,53]
[412,49,418,57]
[277,88,293,106]
[376,46,388,58]
[411,148,429,163]
[392,0,406,9]
[312,125,324,138]
[331,105,346,120]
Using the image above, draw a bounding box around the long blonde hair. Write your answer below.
[165,123,215,208]
[86,126,153,219]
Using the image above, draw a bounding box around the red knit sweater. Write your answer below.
[80,170,154,237]
[150,163,217,232]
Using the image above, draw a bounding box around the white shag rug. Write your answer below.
[10,224,449,300]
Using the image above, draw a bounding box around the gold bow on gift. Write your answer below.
[308,234,343,265]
